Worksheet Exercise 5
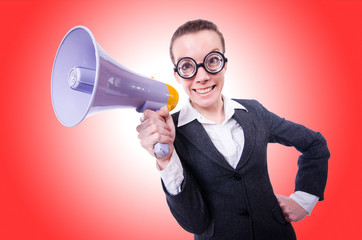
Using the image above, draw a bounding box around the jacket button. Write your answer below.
[232,173,242,181]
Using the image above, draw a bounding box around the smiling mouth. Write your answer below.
[194,85,216,94]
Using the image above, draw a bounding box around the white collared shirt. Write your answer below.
[159,96,319,214]
[178,96,247,169]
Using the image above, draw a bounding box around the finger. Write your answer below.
[137,117,173,144]
[150,132,173,145]
[138,123,172,140]
[142,109,164,123]
[142,108,173,133]
[162,108,174,126]
[280,208,291,222]
[137,116,171,133]
[157,107,175,138]
[140,132,173,152]
[137,114,170,133]
[157,106,170,118]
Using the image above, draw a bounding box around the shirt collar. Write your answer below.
[177,96,247,127]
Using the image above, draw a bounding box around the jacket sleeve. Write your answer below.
[260,102,330,200]
[161,111,210,234]
[161,166,210,234]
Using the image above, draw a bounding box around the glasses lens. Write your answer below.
[177,58,196,78]
[205,52,224,73]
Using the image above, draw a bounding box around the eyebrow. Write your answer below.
[175,48,221,64]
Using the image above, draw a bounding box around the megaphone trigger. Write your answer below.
[51,26,179,158]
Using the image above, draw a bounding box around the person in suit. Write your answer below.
[136,19,330,240]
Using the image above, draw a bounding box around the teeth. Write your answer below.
[195,86,213,94]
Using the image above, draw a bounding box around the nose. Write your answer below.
[194,66,210,83]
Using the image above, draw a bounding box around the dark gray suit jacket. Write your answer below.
[163,99,330,240]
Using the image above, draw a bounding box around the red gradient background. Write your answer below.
[1,0,361,239]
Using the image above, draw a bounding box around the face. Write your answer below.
[172,30,227,113]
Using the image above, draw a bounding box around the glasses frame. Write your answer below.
[174,51,228,79]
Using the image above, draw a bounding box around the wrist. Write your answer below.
[156,158,171,170]
[155,145,174,170]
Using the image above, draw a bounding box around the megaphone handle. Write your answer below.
[137,101,170,157]
[154,142,169,157]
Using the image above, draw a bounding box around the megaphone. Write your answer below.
[51,26,178,157]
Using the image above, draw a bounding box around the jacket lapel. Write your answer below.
[177,119,234,170]
[175,107,256,171]
[232,109,256,170]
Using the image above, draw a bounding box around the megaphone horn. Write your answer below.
[51,26,178,157]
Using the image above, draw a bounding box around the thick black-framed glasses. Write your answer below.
[174,51,228,79]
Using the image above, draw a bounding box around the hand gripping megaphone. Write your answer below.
[51,26,178,157]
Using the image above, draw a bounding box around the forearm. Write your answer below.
[162,168,210,234]
[265,104,330,200]
[157,149,184,195]
[294,132,330,200]
[158,150,209,234]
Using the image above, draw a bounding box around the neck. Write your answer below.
[191,97,225,124]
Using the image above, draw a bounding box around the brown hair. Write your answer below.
[169,19,225,64]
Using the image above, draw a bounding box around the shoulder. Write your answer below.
[232,99,266,113]
[232,99,276,124]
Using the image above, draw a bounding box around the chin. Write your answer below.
[191,95,221,109]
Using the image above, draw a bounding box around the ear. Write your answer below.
[174,71,181,84]
[224,61,228,72]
